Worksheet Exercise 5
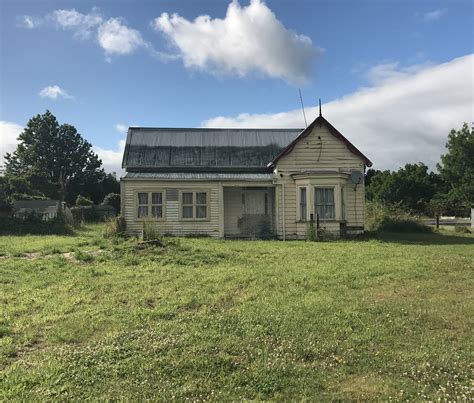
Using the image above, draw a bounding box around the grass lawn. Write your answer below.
[0,225,473,400]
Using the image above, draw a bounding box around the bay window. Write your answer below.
[314,187,335,220]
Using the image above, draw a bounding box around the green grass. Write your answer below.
[0,226,473,400]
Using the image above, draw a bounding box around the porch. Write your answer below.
[223,186,276,238]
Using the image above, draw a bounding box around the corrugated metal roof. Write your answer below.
[123,172,274,181]
[122,128,302,170]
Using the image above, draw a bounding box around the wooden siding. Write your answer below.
[274,123,366,239]
[121,123,369,239]
[122,180,220,237]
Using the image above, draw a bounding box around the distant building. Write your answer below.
[12,200,72,221]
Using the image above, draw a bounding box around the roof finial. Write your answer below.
[319,98,322,117]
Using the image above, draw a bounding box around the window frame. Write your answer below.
[135,190,166,221]
[298,186,308,222]
[314,186,336,221]
[179,190,210,221]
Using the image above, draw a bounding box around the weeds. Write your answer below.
[366,201,432,233]
[103,215,126,238]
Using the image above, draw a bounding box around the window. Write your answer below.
[137,192,148,218]
[151,192,163,218]
[299,187,307,221]
[314,187,335,219]
[137,191,164,219]
[181,191,208,219]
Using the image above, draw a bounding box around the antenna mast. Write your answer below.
[299,89,308,128]
[319,98,322,117]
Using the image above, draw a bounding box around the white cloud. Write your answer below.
[95,139,126,174]
[39,85,73,100]
[115,124,128,134]
[202,54,474,170]
[50,8,102,39]
[419,8,446,22]
[19,8,166,61]
[97,18,146,57]
[365,61,432,85]
[17,15,42,29]
[0,121,23,166]
[152,0,321,83]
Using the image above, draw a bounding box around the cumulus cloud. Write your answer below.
[0,121,23,165]
[95,139,126,174]
[202,54,474,170]
[418,8,446,22]
[98,18,146,57]
[152,0,321,83]
[39,85,73,100]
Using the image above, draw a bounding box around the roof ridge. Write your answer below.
[129,127,303,131]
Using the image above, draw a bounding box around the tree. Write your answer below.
[66,172,120,205]
[76,195,94,206]
[428,193,451,229]
[4,111,105,201]
[102,193,121,214]
[367,163,437,214]
[437,123,474,208]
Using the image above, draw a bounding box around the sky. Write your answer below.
[1,0,473,174]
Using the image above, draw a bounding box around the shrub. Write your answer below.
[142,220,161,242]
[366,201,432,233]
[76,195,94,207]
[71,205,115,223]
[102,193,120,214]
[454,225,471,233]
[103,215,126,238]
[0,210,73,235]
[71,206,99,223]
[305,221,317,241]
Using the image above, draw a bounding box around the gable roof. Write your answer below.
[122,128,302,172]
[122,119,372,172]
[269,115,372,167]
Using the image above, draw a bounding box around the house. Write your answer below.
[120,112,372,239]
[13,199,72,221]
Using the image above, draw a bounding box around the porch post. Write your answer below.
[218,182,224,238]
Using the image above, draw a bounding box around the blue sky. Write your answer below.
[1,0,473,172]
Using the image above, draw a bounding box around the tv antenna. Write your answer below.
[299,88,307,128]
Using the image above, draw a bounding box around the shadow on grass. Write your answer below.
[375,231,474,245]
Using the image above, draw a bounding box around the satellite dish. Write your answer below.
[350,171,363,185]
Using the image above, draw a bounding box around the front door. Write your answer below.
[240,189,271,237]
[243,191,267,215]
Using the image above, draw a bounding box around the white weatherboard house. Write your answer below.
[120,113,372,239]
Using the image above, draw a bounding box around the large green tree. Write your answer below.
[4,111,105,201]
[367,163,437,214]
[437,123,474,207]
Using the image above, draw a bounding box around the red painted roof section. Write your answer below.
[270,115,373,167]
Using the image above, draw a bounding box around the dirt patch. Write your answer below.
[0,250,104,262]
